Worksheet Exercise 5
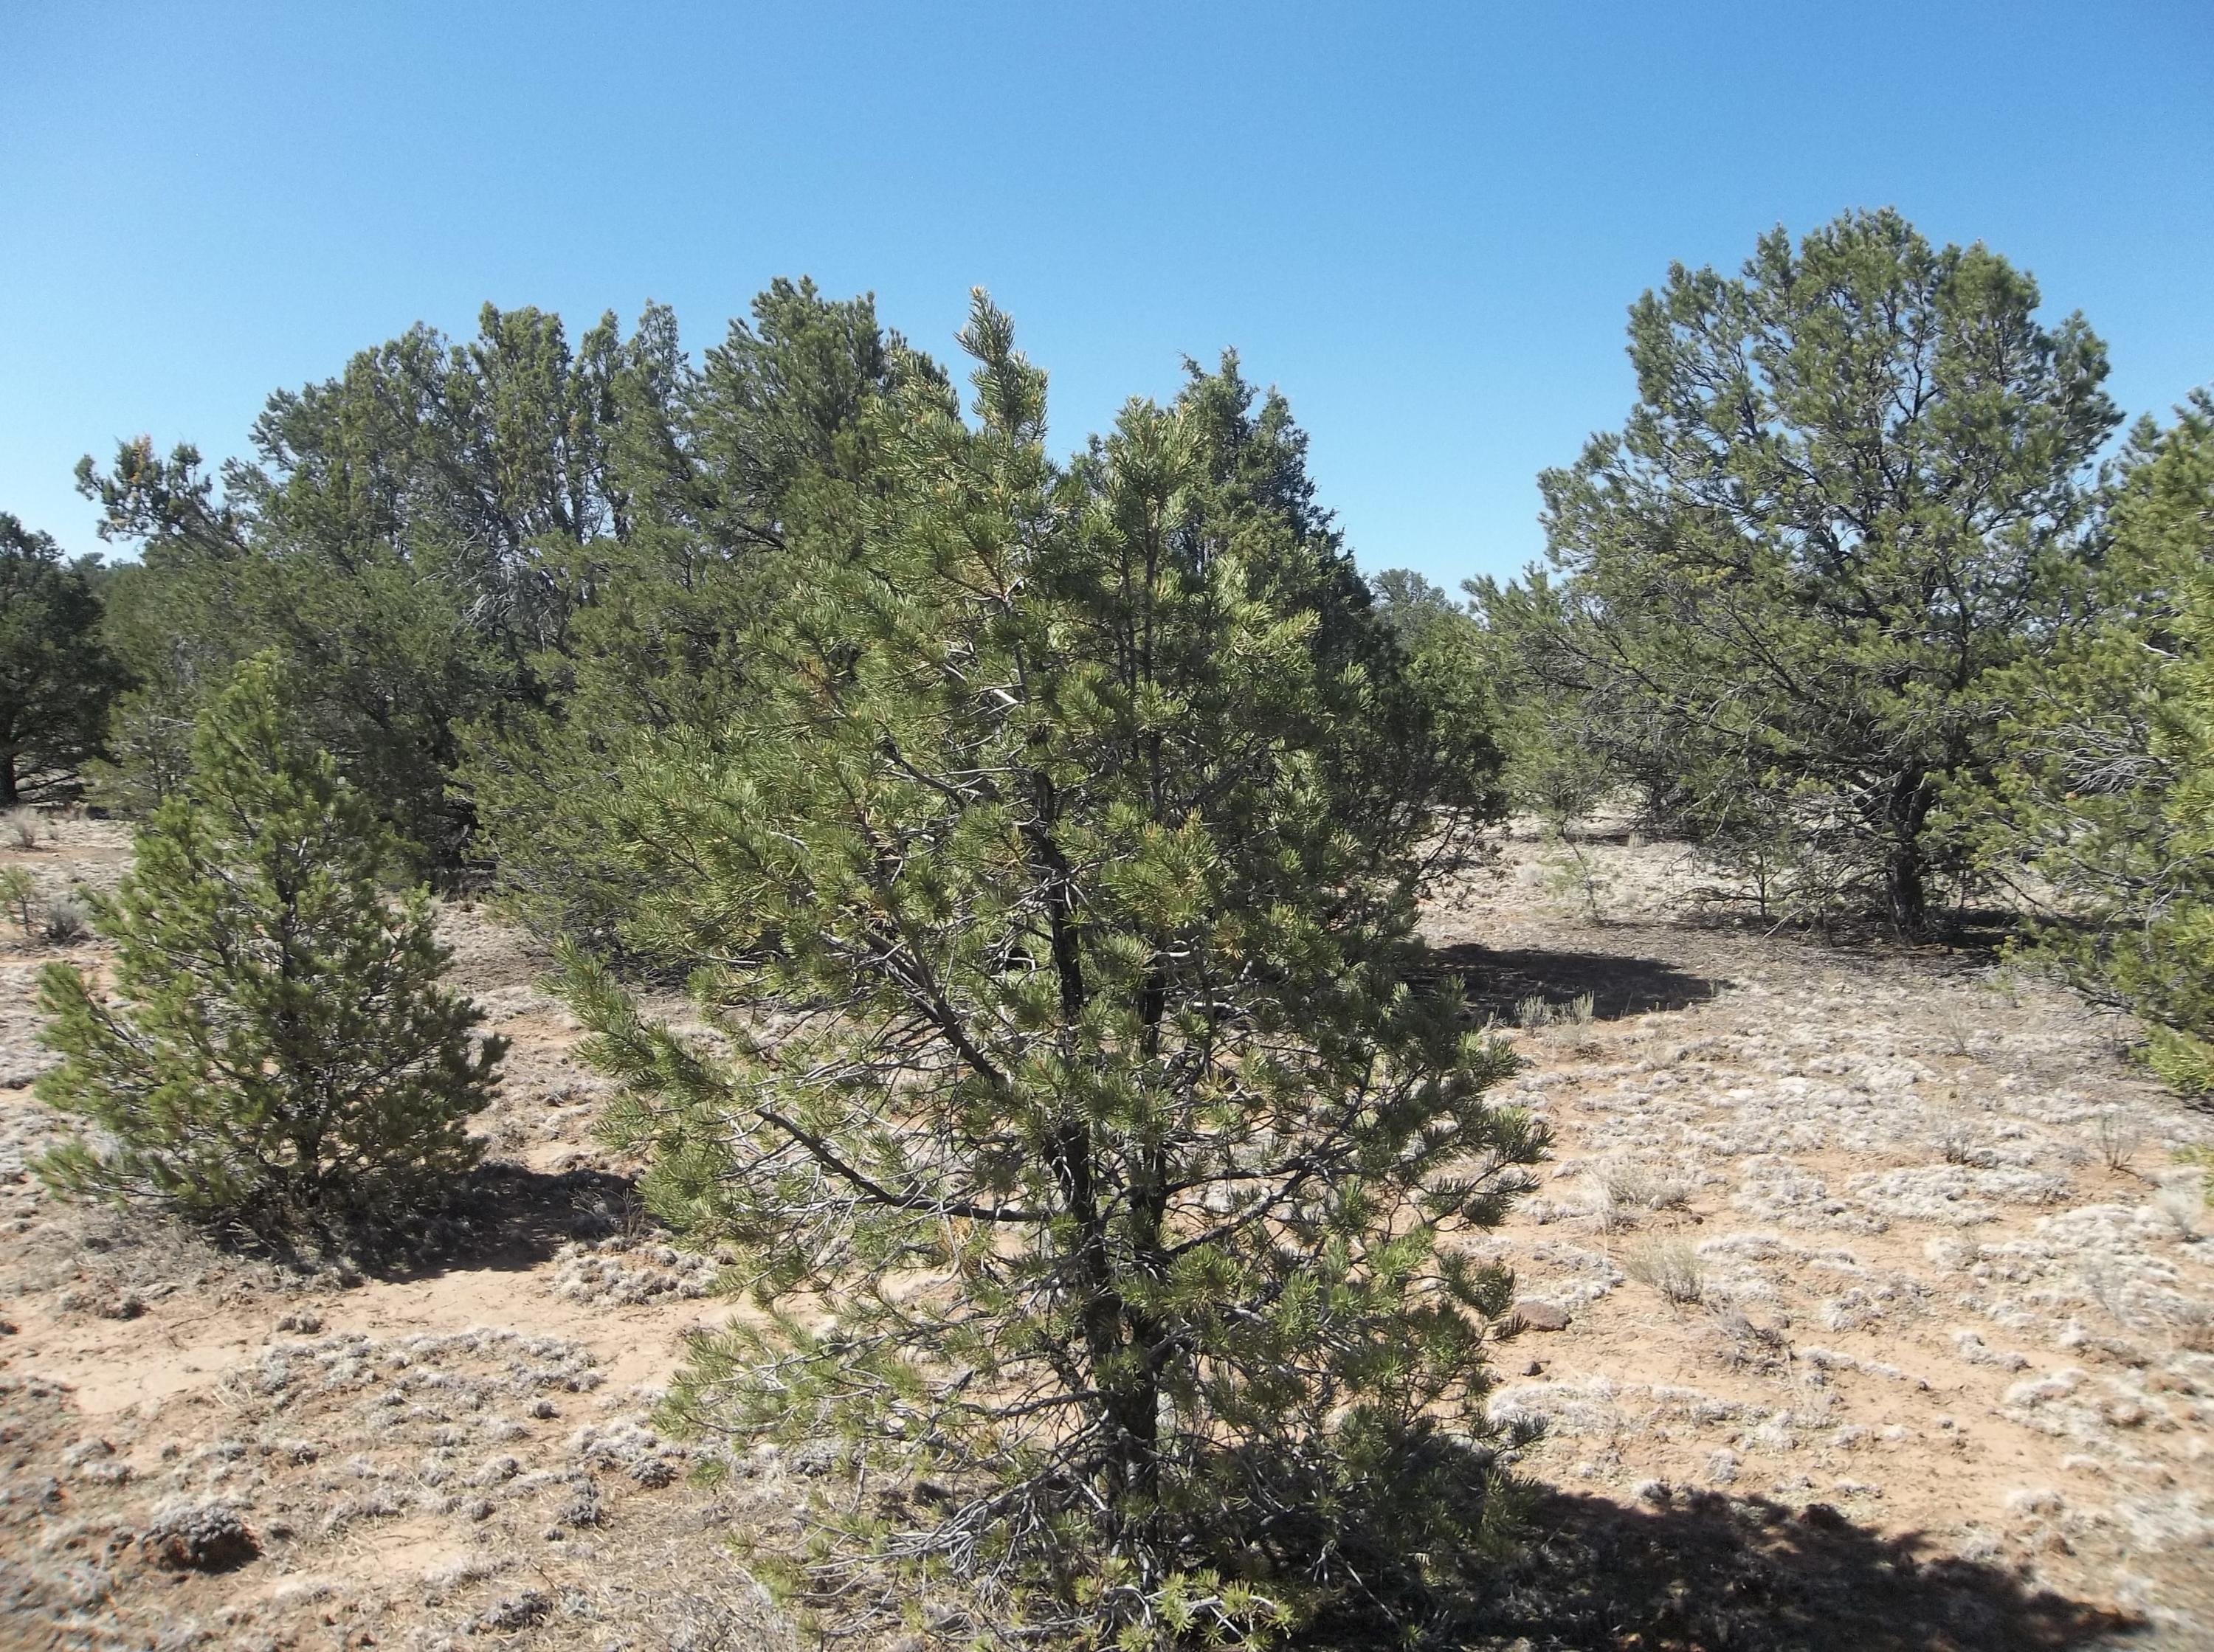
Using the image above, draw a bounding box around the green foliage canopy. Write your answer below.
[461,280,942,956]
[0,512,125,803]
[1971,391,2214,1088]
[76,303,664,871]
[1499,209,2120,933]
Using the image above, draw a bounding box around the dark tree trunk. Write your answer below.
[1886,838,1926,937]
[1885,770,1937,939]
[0,753,17,807]
[1024,778,1162,1504]
[1059,1121,1159,1504]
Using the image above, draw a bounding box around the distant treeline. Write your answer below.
[7,215,2210,1085]
[10,215,2213,1089]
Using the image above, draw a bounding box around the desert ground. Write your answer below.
[3,815,2211,1651]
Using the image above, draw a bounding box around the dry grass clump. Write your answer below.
[1623,1237,1705,1304]
[2168,1298,2214,1354]
[1517,990,1597,1030]
[38,895,89,943]
[2093,1109,2145,1175]
[1576,1159,1698,1233]
[1596,1161,1694,1216]
[1933,998,1985,1058]
[1493,1237,1624,1305]
[2151,1185,2202,1243]
[1935,1119,1997,1167]
[0,866,93,947]
[1731,1157,1886,1234]
[1706,1302,1789,1372]
[1848,1164,2072,1227]
[1817,1274,1930,1333]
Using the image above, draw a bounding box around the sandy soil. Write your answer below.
[2,816,2209,1651]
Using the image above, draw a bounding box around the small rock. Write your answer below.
[141,1500,258,1572]
[1512,1300,1571,1332]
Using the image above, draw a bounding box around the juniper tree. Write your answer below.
[568,296,1542,1644]
[463,282,941,958]
[0,512,124,803]
[1511,210,2118,934]
[35,658,503,1228]
[76,302,657,868]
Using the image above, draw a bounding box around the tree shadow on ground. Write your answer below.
[1427,943,1721,1023]
[1429,1486,2142,1651]
[221,1161,646,1282]
[376,1161,644,1281]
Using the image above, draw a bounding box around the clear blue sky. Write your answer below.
[4,2,2210,591]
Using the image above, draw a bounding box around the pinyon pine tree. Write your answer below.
[1973,392,2214,1090]
[35,657,503,1228]
[568,296,1543,1644]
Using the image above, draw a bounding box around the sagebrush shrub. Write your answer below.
[38,896,88,944]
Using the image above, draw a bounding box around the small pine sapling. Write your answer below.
[33,657,504,1230]
[0,865,36,936]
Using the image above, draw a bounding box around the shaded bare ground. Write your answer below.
[2,817,2209,1649]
